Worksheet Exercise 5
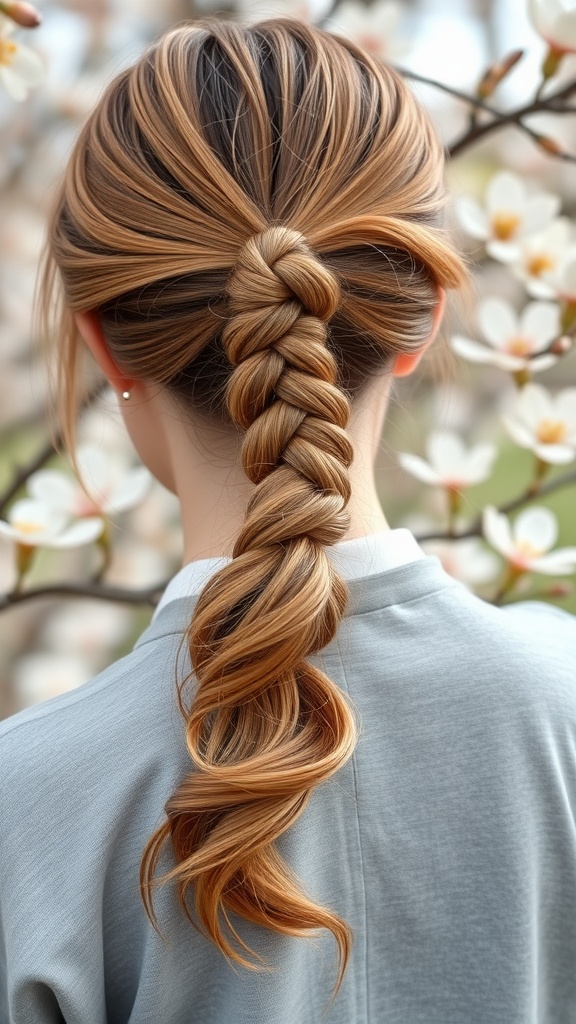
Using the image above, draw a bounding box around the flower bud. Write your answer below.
[549,335,573,356]
[533,133,563,157]
[542,46,563,80]
[561,302,576,333]
[477,49,523,99]
[544,582,573,599]
[0,1,42,27]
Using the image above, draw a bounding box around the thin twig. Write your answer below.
[0,579,168,611]
[396,66,576,158]
[449,81,576,157]
[414,468,576,544]
[0,437,59,518]
[0,381,108,518]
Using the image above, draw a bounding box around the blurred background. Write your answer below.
[1,0,575,717]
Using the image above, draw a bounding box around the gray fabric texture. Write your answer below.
[0,555,575,1024]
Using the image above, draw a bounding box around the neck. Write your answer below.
[163,390,391,565]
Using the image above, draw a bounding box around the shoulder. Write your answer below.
[435,590,576,719]
[0,624,187,827]
[493,597,576,666]
[350,573,576,720]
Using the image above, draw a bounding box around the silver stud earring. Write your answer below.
[122,390,131,401]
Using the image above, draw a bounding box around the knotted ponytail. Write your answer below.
[40,16,467,992]
[140,225,357,981]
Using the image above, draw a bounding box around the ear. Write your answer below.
[391,288,447,379]
[75,311,133,395]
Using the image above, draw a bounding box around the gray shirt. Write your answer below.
[1,554,575,1023]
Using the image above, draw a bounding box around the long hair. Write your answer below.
[39,17,466,991]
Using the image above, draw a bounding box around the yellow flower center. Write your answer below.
[13,519,44,536]
[536,418,567,444]
[507,336,532,356]
[515,540,544,560]
[0,39,17,67]
[491,212,521,241]
[527,253,555,277]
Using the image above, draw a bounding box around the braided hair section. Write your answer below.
[141,226,357,986]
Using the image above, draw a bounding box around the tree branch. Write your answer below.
[414,468,576,544]
[0,578,167,611]
[0,381,108,518]
[396,66,576,158]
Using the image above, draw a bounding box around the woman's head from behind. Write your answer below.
[41,16,466,992]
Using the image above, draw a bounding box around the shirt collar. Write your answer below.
[153,528,426,621]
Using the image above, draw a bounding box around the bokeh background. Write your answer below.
[1,0,575,717]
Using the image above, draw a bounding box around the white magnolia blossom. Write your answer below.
[0,14,44,100]
[512,219,573,299]
[528,0,576,55]
[398,431,497,488]
[483,505,576,575]
[420,537,500,588]
[27,443,152,518]
[502,382,576,464]
[451,298,560,374]
[455,171,560,263]
[325,0,406,60]
[540,250,576,303]
[0,499,104,548]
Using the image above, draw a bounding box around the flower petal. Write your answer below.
[453,337,525,369]
[521,194,561,237]
[525,278,558,300]
[486,171,524,216]
[0,40,44,99]
[559,258,576,299]
[520,301,560,350]
[397,453,442,485]
[450,335,500,364]
[486,240,521,263]
[455,197,489,239]
[49,517,105,548]
[0,521,20,542]
[0,64,28,100]
[27,469,77,512]
[0,14,16,36]
[482,506,514,558]
[501,415,536,449]
[463,443,497,484]
[534,442,576,464]
[529,354,559,372]
[530,548,576,574]
[513,506,557,552]
[8,498,67,535]
[107,467,152,513]
[553,11,576,51]
[77,444,116,492]
[478,297,517,348]
[555,388,576,431]
[426,431,466,476]
[527,0,562,37]
[517,382,554,426]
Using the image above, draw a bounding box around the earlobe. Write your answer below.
[391,287,446,379]
[75,311,132,394]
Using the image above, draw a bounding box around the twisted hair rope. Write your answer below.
[157,226,358,988]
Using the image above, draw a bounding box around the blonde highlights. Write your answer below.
[39,17,466,991]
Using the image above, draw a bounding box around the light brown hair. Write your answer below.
[39,16,466,992]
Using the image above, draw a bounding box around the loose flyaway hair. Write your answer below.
[39,16,466,994]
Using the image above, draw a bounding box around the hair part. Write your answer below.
[39,16,466,995]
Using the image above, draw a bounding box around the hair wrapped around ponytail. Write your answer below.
[140,225,358,982]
